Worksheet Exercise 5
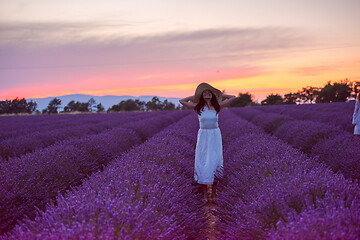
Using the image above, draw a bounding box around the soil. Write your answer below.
[198,186,221,240]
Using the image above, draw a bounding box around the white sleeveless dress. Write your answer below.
[353,99,360,135]
[194,105,224,184]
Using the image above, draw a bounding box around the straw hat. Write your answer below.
[193,82,223,104]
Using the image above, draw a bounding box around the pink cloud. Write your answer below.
[291,65,336,76]
[0,26,319,99]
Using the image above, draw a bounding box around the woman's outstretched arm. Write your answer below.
[179,95,196,109]
[219,94,236,108]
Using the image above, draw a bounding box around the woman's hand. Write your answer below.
[179,95,196,109]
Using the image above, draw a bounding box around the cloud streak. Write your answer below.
[0,20,135,45]
[0,24,322,99]
[0,25,313,68]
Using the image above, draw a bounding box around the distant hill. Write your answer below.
[28,94,182,111]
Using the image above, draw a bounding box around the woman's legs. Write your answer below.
[211,179,218,198]
[197,183,208,198]
[200,184,212,200]
[203,184,208,198]
[197,181,218,201]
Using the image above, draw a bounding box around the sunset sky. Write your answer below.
[1,0,359,102]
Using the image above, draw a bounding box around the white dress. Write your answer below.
[194,105,224,184]
[353,99,360,135]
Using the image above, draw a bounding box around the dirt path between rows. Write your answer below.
[198,187,220,240]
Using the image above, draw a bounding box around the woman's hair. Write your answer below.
[194,91,220,115]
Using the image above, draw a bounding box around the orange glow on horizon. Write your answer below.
[1,47,359,101]
[2,75,358,102]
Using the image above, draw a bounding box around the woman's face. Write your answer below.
[202,90,213,101]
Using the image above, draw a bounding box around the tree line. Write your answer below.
[230,79,359,107]
[41,96,183,114]
[0,96,183,114]
[1,79,359,115]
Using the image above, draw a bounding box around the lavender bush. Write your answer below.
[231,107,360,181]
[268,197,360,239]
[251,113,292,134]
[1,106,359,239]
[273,120,343,153]
[311,132,360,180]
[0,112,137,140]
[0,110,189,234]
[0,113,145,160]
[255,103,355,133]
[0,113,209,239]
[213,111,360,239]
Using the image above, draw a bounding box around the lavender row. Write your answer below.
[0,113,210,239]
[0,113,84,129]
[304,102,355,112]
[215,111,359,239]
[231,107,360,180]
[275,120,360,180]
[0,110,190,234]
[255,103,355,133]
[0,111,166,160]
[259,102,355,113]
[0,112,108,133]
[0,112,142,141]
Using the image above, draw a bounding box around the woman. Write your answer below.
[179,82,236,202]
[352,93,360,136]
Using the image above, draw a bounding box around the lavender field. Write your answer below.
[0,102,359,239]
